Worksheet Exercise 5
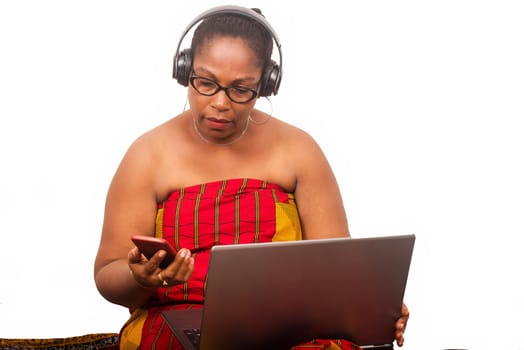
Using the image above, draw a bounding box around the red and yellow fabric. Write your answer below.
[119,178,361,350]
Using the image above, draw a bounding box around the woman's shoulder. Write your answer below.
[264,114,321,151]
[128,115,185,151]
[112,116,184,178]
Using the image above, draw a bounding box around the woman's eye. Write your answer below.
[200,80,216,88]
[232,87,250,95]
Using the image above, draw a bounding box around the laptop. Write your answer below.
[162,234,415,350]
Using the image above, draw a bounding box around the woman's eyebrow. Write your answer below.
[193,67,258,85]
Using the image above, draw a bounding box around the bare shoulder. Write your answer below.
[109,116,183,193]
[265,115,327,167]
[121,116,183,166]
[263,115,322,152]
[263,113,349,239]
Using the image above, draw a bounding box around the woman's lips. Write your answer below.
[206,117,231,129]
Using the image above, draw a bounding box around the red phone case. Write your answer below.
[131,235,176,268]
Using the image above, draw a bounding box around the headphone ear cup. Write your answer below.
[259,60,281,97]
[173,48,193,87]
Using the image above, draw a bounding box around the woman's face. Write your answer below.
[188,36,263,144]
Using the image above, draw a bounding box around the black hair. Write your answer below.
[190,8,273,70]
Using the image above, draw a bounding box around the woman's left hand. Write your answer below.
[395,303,410,346]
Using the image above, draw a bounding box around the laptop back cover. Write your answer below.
[164,234,415,350]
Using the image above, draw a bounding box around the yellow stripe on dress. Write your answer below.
[234,179,248,244]
[119,308,148,350]
[214,181,227,243]
[174,188,185,251]
[194,183,206,249]
[254,190,260,242]
[273,193,302,242]
[155,207,164,239]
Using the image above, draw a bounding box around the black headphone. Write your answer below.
[172,5,283,97]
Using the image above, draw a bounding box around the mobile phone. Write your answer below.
[131,235,176,268]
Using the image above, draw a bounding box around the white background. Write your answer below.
[1,1,523,349]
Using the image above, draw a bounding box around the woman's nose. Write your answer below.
[210,89,231,110]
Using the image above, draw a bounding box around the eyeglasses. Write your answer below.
[189,75,259,104]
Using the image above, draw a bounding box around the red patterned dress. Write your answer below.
[118,178,361,350]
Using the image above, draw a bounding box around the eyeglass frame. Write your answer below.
[188,74,259,104]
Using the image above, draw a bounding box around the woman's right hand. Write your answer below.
[128,247,195,288]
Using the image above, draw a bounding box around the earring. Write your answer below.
[251,96,273,125]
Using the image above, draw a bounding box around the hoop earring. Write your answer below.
[251,96,273,125]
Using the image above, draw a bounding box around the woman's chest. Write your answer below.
[154,148,296,200]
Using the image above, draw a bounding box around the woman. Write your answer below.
[94,6,409,349]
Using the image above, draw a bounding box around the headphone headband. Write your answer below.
[173,5,283,96]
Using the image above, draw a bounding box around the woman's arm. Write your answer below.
[291,131,349,240]
[94,135,160,309]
